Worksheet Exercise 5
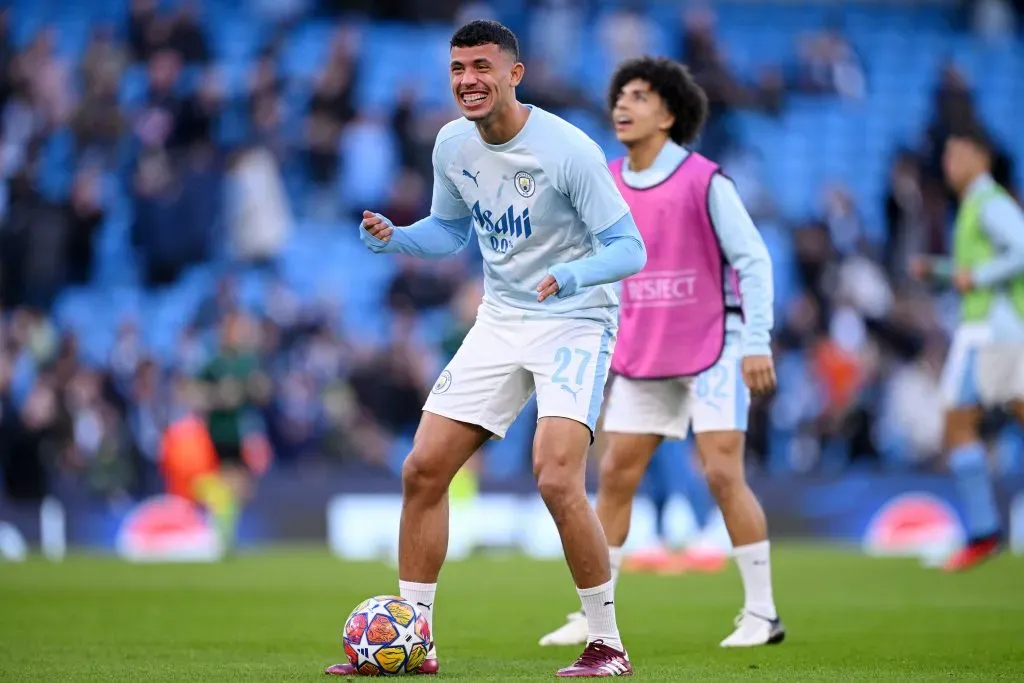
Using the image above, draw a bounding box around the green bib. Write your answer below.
[952,184,1024,321]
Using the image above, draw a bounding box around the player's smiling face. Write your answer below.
[449,43,523,122]
[612,79,674,146]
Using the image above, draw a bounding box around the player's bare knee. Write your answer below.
[534,448,585,512]
[698,434,746,500]
[703,460,745,500]
[598,446,644,501]
[536,469,584,518]
[401,448,448,501]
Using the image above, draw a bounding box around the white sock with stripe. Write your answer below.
[577,579,624,653]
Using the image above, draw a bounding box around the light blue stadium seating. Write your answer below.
[15,1,1018,402]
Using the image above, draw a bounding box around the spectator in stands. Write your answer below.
[64,164,105,286]
[386,256,457,314]
[74,27,127,160]
[3,153,68,309]
[347,312,431,439]
[193,277,239,331]
[884,150,929,282]
[197,313,270,500]
[171,68,224,151]
[304,28,358,220]
[168,2,211,65]
[679,8,784,157]
[130,147,183,287]
[792,29,866,100]
[3,373,60,504]
[441,279,483,363]
[12,27,75,130]
[133,49,183,151]
[598,6,655,65]
[226,142,293,267]
[879,334,947,466]
[821,183,867,257]
[128,0,159,63]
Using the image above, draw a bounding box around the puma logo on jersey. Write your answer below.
[462,169,480,187]
[560,384,581,402]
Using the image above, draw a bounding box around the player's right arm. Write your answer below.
[359,129,474,259]
[708,175,776,395]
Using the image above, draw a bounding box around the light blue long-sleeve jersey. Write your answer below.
[359,106,646,327]
[359,213,646,299]
[620,141,775,357]
[966,174,1024,342]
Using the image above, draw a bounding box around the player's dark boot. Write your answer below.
[943,534,1002,572]
[556,640,632,677]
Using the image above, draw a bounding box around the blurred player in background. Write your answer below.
[160,409,240,554]
[540,56,784,650]
[911,128,1024,571]
[326,20,646,677]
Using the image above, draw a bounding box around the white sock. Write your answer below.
[733,540,777,619]
[608,546,624,588]
[399,580,437,652]
[577,579,624,652]
[580,546,624,616]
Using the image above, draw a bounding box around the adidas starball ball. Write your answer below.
[343,595,431,675]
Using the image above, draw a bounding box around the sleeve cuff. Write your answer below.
[359,224,391,252]
[741,341,773,358]
[549,264,578,298]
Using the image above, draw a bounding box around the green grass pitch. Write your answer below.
[0,546,1021,681]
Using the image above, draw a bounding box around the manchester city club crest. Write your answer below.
[432,370,452,395]
[514,171,536,198]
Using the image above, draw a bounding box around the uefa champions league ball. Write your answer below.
[343,595,431,675]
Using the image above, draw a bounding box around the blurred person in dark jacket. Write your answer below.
[2,376,60,503]
[64,165,105,286]
[348,312,430,438]
[197,313,272,500]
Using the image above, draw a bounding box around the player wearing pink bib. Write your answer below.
[540,57,785,649]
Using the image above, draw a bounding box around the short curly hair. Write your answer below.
[608,57,708,145]
[450,20,520,62]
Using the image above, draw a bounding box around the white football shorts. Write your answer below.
[602,342,749,440]
[941,323,1024,408]
[424,313,616,438]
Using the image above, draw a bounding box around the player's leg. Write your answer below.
[695,430,783,646]
[398,410,492,604]
[689,353,784,647]
[540,376,680,647]
[528,322,631,676]
[941,335,1001,571]
[537,432,662,647]
[327,320,531,677]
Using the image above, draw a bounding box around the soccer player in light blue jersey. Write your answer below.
[325,20,645,678]
[539,57,782,650]
[911,129,1024,572]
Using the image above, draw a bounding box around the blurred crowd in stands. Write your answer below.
[1,0,1023,506]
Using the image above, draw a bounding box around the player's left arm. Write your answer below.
[963,195,1024,291]
[709,174,777,395]
[537,140,647,301]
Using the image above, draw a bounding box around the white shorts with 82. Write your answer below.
[601,342,750,440]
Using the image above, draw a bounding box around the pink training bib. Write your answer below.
[609,152,739,379]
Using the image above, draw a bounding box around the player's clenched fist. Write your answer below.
[742,355,777,396]
[360,210,394,248]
